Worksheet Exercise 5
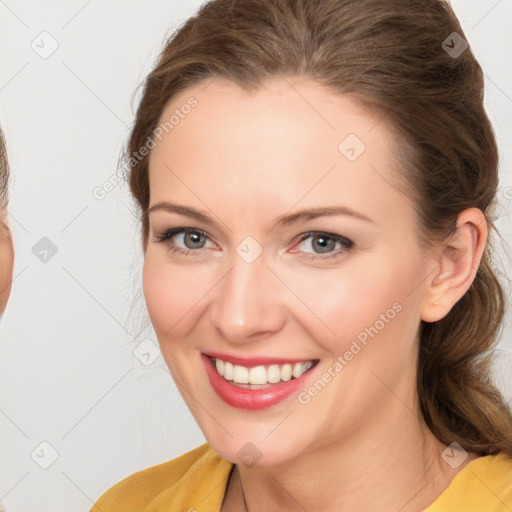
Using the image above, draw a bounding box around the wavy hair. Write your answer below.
[0,127,8,212]
[126,0,512,456]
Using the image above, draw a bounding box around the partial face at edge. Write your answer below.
[0,133,13,314]
[142,77,434,466]
[0,218,13,313]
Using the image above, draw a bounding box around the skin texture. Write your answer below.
[143,77,486,512]
[0,215,13,313]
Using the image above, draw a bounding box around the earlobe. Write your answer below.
[421,208,487,323]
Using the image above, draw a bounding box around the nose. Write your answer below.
[209,250,286,344]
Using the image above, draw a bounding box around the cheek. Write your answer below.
[0,232,14,312]
[142,253,213,339]
[282,253,423,357]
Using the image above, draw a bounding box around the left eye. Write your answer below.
[292,232,353,260]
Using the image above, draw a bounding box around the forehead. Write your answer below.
[147,77,410,228]
[153,77,393,155]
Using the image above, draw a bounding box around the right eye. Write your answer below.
[155,227,217,256]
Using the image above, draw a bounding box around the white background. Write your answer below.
[0,1,511,510]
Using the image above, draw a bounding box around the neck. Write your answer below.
[232,400,476,512]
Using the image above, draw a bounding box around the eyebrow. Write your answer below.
[147,202,374,229]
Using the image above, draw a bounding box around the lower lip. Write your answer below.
[201,354,316,410]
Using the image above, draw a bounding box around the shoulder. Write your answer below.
[91,443,233,512]
[426,452,512,512]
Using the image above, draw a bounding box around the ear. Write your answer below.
[0,216,14,313]
[421,208,487,323]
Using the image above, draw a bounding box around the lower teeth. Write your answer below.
[228,377,296,389]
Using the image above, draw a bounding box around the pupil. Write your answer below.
[314,235,334,253]
[186,232,203,248]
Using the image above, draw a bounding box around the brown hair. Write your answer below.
[126,0,512,456]
[0,126,8,211]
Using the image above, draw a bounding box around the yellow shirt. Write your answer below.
[91,443,512,512]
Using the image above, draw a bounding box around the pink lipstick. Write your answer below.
[201,352,318,410]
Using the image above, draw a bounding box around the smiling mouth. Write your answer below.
[208,356,319,390]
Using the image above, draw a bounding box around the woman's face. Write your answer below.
[144,77,436,466]
[0,215,13,313]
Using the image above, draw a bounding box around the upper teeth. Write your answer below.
[214,358,314,385]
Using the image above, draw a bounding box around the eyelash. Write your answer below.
[155,227,354,261]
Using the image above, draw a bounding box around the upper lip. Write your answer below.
[204,351,317,367]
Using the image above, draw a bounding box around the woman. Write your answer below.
[0,126,13,512]
[0,126,13,316]
[92,0,512,510]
